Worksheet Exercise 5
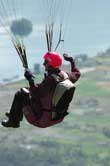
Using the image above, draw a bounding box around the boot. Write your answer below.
[1,119,20,128]
[5,112,23,121]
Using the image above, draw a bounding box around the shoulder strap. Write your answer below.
[60,71,69,80]
[51,71,69,82]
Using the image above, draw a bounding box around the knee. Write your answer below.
[15,90,23,99]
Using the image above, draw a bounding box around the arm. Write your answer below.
[24,70,56,95]
[24,69,38,93]
[63,54,81,83]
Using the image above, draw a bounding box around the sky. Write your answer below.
[0,0,110,80]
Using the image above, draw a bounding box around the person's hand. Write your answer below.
[63,53,74,62]
[24,69,34,80]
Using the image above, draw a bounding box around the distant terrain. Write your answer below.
[0,54,110,166]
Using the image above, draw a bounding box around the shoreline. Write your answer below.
[0,76,24,86]
[0,67,95,86]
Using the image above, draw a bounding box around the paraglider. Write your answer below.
[0,0,81,128]
[2,52,80,128]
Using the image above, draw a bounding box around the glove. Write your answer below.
[24,69,34,80]
[63,53,74,62]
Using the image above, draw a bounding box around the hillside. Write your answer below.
[0,64,110,166]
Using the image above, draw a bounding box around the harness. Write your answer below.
[22,71,76,127]
[51,71,75,120]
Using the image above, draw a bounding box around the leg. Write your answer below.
[2,89,29,128]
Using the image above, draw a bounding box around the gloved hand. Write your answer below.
[24,69,34,80]
[63,53,74,62]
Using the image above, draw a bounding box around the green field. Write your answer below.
[0,68,110,166]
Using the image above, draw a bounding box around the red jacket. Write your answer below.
[23,61,80,128]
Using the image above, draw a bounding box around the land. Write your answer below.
[0,60,110,166]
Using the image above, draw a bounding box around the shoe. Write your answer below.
[5,112,23,122]
[1,120,20,128]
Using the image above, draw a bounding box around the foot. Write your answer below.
[1,120,20,128]
[5,112,23,122]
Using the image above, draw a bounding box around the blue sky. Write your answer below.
[69,0,110,55]
[0,0,110,80]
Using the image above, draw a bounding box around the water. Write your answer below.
[0,67,23,84]
[0,45,43,84]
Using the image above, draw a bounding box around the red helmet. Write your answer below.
[43,52,62,68]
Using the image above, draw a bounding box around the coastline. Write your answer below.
[0,67,95,87]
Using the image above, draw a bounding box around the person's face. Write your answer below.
[43,60,49,71]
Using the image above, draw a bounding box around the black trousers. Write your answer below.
[9,88,30,123]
